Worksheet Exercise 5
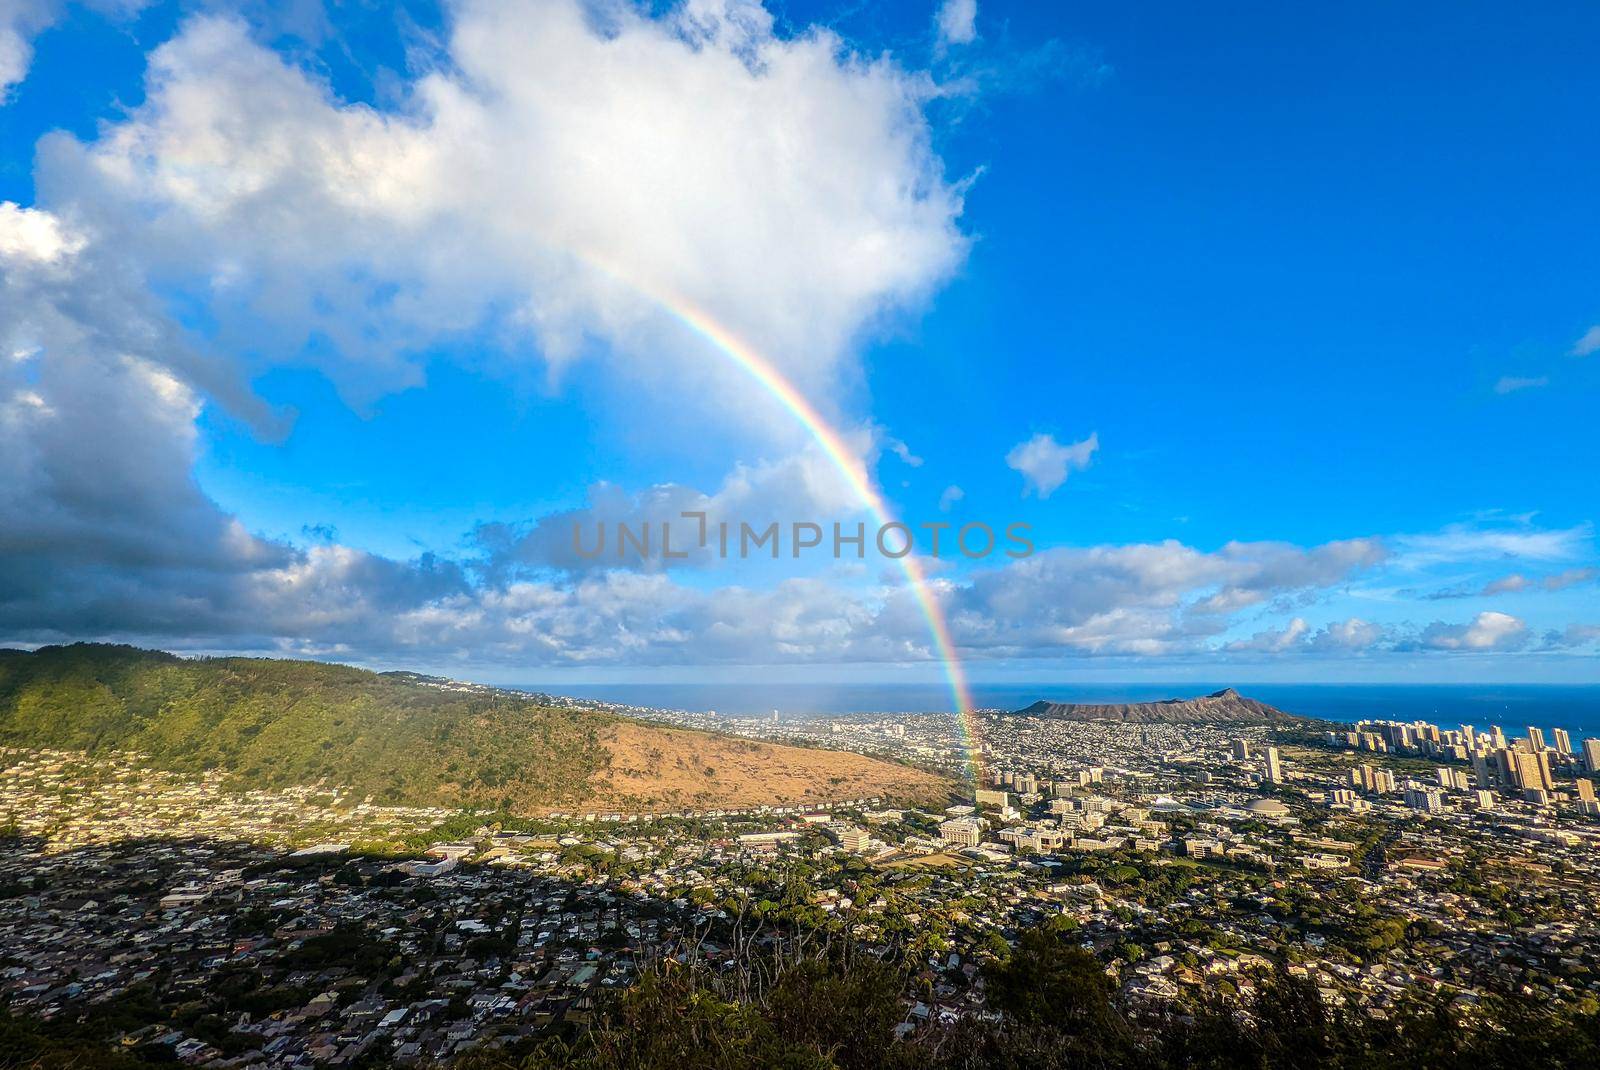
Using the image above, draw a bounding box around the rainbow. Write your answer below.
[578,263,984,783]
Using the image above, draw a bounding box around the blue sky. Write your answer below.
[0,0,1596,683]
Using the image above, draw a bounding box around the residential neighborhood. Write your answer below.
[5,702,1599,1066]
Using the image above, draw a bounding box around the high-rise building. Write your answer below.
[1493,747,1516,787]
[1351,763,1396,793]
[1263,747,1283,785]
[1512,749,1554,792]
[1231,739,1252,761]
[1405,786,1444,813]
[1584,738,1600,773]
[1528,727,1546,752]
[1491,726,1507,749]
[1553,728,1573,756]
[1575,779,1596,803]
[1471,751,1496,790]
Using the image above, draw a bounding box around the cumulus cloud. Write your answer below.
[0,0,57,101]
[1307,617,1387,652]
[1225,616,1387,655]
[0,209,294,643]
[0,201,83,261]
[940,536,1384,658]
[938,484,964,512]
[1005,431,1097,499]
[0,345,1404,682]
[1541,567,1599,591]
[44,2,967,432]
[1418,611,1529,652]
[0,0,975,662]
[1429,566,1598,599]
[934,0,978,49]
[1541,624,1600,650]
[1187,538,1387,614]
[1480,573,1531,596]
[3,3,1593,674]
[1226,617,1309,653]
[474,432,881,575]
[0,204,282,580]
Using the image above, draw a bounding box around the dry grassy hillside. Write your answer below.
[585,721,950,812]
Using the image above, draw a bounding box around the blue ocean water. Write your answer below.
[516,682,1600,740]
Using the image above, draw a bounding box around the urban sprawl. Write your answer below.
[4,699,1600,1066]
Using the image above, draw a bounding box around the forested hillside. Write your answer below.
[0,644,613,811]
[0,644,945,812]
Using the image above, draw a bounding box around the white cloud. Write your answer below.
[1494,375,1547,395]
[1571,325,1600,357]
[0,201,85,263]
[0,0,975,655]
[1480,573,1530,595]
[1543,566,1600,591]
[1419,611,1528,652]
[475,430,885,574]
[1005,430,1097,499]
[1225,617,1309,653]
[944,536,1385,657]
[934,0,977,49]
[938,484,964,512]
[1480,567,1598,596]
[1307,617,1386,652]
[3,3,1594,673]
[1225,615,1389,655]
[885,437,923,467]
[1392,522,1591,568]
[0,0,56,101]
[1542,624,1600,650]
[49,2,967,435]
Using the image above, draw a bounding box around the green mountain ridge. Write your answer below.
[0,643,613,812]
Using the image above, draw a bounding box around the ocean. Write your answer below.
[514,682,1600,740]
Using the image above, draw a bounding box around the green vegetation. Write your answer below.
[0,1007,149,1070]
[0,643,613,811]
[451,925,1600,1070]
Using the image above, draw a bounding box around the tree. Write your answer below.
[982,928,1141,1067]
